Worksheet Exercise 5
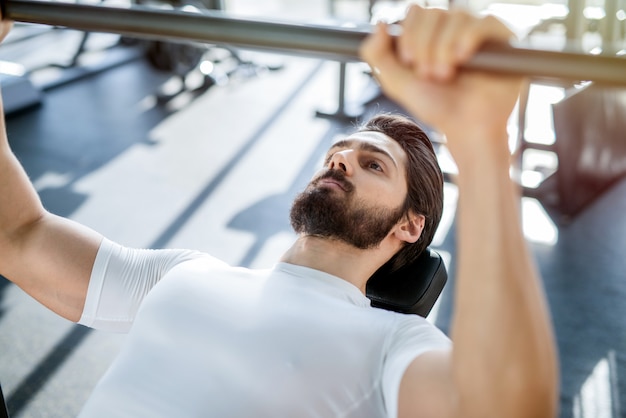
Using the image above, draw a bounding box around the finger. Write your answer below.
[456,14,515,62]
[400,5,446,79]
[431,8,472,81]
[359,22,416,103]
[396,4,420,66]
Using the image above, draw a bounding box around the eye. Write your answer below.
[366,160,383,172]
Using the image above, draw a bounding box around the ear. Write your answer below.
[393,212,425,244]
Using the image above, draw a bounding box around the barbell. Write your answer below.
[2,0,626,85]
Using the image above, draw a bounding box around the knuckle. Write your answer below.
[404,3,423,18]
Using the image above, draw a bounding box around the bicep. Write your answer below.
[398,349,458,418]
[3,213,103,322]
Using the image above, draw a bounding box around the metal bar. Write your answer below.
[4,0,367,61]
[4,0,626,85]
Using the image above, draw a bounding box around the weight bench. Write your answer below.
[367,247,447,316]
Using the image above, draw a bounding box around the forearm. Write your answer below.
[0,109,46,235]
[450,135,558,417]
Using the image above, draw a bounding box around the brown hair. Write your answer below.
[358,113,444,271]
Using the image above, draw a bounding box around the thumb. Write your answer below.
[359,22,414,103]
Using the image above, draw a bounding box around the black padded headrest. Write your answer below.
[366,248,447,317]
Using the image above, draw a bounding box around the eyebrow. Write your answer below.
[328,139,398,169]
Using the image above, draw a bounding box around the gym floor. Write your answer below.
[0,0,625,417]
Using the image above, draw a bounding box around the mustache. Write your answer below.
[312,169,354,192]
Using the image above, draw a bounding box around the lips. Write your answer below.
[313,170,353,192]
[319,178,347,191]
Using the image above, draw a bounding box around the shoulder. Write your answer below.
[388,314,451,349]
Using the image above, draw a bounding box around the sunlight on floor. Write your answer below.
[574,351,621,418]
[521,197,558,245]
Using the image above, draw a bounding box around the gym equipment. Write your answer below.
[0,66,40,113]
[0,6,146,115]
[518,82,626,223]
[145,39,205,75]
[139,0,282,103]
[367,248,446,317]
[137,0,213,83]
[315,62,362,122]
[551,84,626,221]
[2,0,626,85]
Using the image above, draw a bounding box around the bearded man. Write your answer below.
[0,5,558,418]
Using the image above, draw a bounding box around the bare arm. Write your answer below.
[0,19,102,321]
[361,7,558,418]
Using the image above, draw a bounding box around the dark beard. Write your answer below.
[290,169,405,249]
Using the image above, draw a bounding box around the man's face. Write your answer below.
[290,131,409,249]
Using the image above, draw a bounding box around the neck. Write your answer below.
[280,235,396,293]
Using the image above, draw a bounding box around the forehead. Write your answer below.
[331,131,408,166]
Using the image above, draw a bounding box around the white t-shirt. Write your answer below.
[78,239,451,418]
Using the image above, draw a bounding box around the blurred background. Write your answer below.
[0,0,625,416]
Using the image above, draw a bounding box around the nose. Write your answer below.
[328,150,354,176]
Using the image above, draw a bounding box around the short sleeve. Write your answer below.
[78,238,221,333]
[382,317,451,418]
